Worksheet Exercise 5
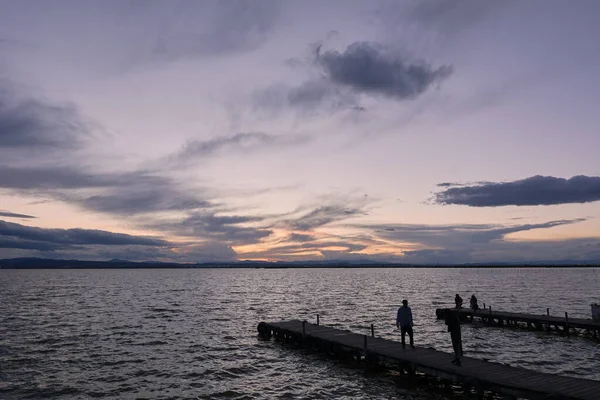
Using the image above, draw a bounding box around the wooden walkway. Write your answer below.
[436,308,600,338]
[258,320,600,400]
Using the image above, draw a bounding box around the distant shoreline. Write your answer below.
[1,258,599,269]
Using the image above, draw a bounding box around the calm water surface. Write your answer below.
[1,268,599,399]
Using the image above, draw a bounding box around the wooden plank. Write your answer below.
[557,380,600,396]
[445,308,600,331]
[260,320,600,400]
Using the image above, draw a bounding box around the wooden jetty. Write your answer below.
[435,308,600,338]
[258,320,600,400]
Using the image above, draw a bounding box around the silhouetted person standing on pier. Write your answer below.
[396,299,414,349]
[444,309,462,366]
[455,294,463,308]
[470,294,479,311]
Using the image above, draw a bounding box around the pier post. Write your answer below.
[565,312,569,335]
[260,319,600,398]
[371,324,375,338]
[317,314,320,325]
[547,308,550,316]
[483,302,485,310]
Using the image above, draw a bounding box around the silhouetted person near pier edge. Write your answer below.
[396,299,415,349]
[444,309,463,366]
[470,294,479,311]
[455,294,463,309]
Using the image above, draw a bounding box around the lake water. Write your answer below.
[1,268,599,399]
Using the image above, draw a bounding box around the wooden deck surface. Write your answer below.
[441,308,600,330]
[260,320,600,400]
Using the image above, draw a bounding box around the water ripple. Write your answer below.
[1,268,599,400]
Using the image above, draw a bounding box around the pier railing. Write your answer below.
[435,306,600,339]
[258,319,600,400]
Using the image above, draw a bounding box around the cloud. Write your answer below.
[254,81,359,113]
[401,248,472,264]
[167,132,309,166]
[189,0,280,55]
[79,180,212,216]
[255,41,451,114]
[401,237,600,265]
[146,212,272,246]
[404,0,501,35]
[287,205,366,231]
[238,238,370,260]
[89,241,237,263]
[0,163,214,216]
[0,236,238,262]
[434,175,600,207]
[364,219,585,249]
[0,82,275,247]
[316,41,452,100]
[286,80,358,110]
[0,86,88,152]
[273,240,366,254]
[0,236,65,251]
[0,210,35,219]
[288,233,315,242]
[118,0,280,68]
[349,218,596,264]
[0,166,135,190]
[0,220,169,246]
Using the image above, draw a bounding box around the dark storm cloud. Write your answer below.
[434,175,600,207]
[169,132,309,165]
[0,220,169,246]
[0,210,35,219]
[146,212,272,246]
[316,42,452,100]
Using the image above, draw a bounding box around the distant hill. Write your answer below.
[0,257,599,269]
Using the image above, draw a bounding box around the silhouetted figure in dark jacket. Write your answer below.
[396,299,414,349]
[455,294,463,309]
[470,295,479,311]
[444,309,463,366]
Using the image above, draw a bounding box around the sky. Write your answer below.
[1,0,600,264]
